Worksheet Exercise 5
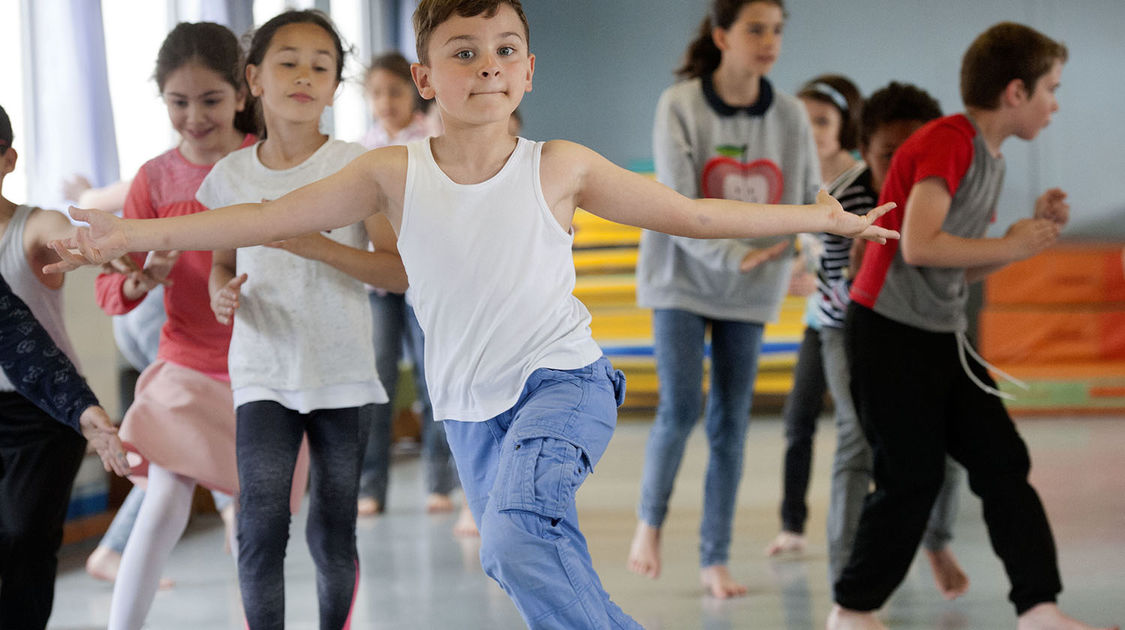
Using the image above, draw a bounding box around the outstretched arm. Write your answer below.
[44,147,404,273]
[548,141,898,242]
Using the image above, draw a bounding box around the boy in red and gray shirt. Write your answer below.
[830,22,1114,630]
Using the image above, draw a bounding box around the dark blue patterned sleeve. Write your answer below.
[0,275,98,434]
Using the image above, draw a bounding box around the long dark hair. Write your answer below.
[244,10,348,138]
[798,74,863,151]
[676,0,785,80]
[155,22,257,135]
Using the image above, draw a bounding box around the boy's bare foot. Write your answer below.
[765,530,807,557]
[426,493,455,513]
[826,605,888,630]
[626,521,661,579]
[1017,603,1118,630]
[452,504,479,537]
[86,545,174,589]
[925,547,969,600]
[700,565,748,599]
[357,496,382,517]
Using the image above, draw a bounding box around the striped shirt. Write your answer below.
[815,163,876,328]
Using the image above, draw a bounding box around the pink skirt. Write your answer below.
[120,360,309,514]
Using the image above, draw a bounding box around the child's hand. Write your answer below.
[818,190,900,243]
[61,174,93,204]
[1005,218,1059,260]
[1034,188,1069,227]
[141,250,181,287]
[265,232,330,260]
[42,207,128,274]
[78,405,131,477]
[740,241,790,272]
[211,273,247,325]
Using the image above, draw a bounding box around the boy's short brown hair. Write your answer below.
[961,22,1067,110]
[414,0,529,65]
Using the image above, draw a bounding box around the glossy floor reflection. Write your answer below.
[49,415,1125,629]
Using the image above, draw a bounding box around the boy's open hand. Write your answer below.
[818,190,900,244]
[78,405,131,477]
[212,273,247,325]
[1034,188,1069,226]
[43,206,128,274]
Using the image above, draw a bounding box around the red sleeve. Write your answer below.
[94,166,152,315]
[909,118,975,198]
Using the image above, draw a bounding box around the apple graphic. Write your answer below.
[700,145,784,204]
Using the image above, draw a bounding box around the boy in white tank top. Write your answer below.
[47,2,899,627]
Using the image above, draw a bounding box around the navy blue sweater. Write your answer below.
[0,274,98,434]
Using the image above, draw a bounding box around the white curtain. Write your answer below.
[20,0,119,209]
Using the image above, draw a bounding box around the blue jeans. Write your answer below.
[444,357,642,630]
[360,292,458,506]
[638,308,764,568]
[235,401,371,630]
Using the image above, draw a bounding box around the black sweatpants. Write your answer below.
[834,304,1061,615]
[0,392,86,630]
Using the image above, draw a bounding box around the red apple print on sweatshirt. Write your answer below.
[701,145,783,203]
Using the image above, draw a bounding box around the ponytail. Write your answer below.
[675,17,722,80]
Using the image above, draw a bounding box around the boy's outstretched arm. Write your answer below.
[44,147,404,273]
[901,178,1059,271]
[550,141,898,243]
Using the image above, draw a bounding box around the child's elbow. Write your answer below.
[900,239,929,266]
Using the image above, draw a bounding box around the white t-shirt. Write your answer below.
[398,138,603,422]
[197,138,387,412]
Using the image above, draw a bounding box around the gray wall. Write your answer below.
[520,0,1124,238]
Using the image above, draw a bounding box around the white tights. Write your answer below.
[106,464,196,630]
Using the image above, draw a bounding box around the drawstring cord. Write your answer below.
[956,331,1029,400]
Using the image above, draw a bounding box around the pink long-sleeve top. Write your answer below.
[95,136,256,378]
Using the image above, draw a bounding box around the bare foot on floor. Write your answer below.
[426,493,455,513]
[220,503,236,555]
[1017,603,1119,630]
[826,605,888,630]
[86,546,174,589]
[925,547,969,600]
[700,565,747,599]
[626,521,661,579]
[765,530,807,557]
[357,496,382,517]
[452,504,479,537]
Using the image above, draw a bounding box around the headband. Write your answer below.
[806,81,849,114]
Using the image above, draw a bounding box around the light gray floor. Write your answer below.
[49,415,1125,629]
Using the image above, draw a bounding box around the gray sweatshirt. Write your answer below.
[636,76,821,323]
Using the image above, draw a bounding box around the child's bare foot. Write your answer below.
[765,530,807,557]
[452,504,479,537]
[85,545,120,582]
[86,545,174,589]
[826,605,888,630]
[925,547,969,600]
[626,521,661,579]
[357,496,382,517]
[426,493,455,513]
[1017,603,1118,630]
[700,565,748,599]
[220,503,236,555]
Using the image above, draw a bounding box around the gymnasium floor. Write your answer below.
[48,414,1125,629]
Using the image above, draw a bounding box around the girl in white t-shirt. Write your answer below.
[198,10,405,628]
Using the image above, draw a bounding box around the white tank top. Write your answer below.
[400,138,603,422]
[0,205,79,392]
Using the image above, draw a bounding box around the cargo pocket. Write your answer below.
[493,434,592,527]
